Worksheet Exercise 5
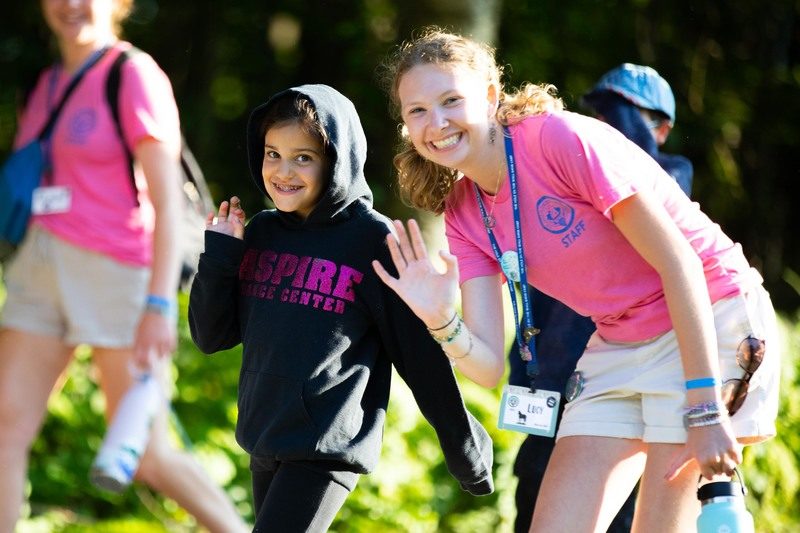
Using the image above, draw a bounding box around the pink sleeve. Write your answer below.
[538,114,662,219]
[117,53,181,151]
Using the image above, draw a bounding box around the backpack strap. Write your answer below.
[105,47,213,214]
[38,47,111,141]
[106,47,142,206]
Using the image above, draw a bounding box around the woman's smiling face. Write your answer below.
[398,62,494,172]
[41,0,116,46]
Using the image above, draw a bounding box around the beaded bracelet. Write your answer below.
[685,413,724,429]
[430,315,463,344]
[447,328,473,363]
[684,401,721,419]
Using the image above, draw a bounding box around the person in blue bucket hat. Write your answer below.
[588,63,676,122]
[582,63,693,195]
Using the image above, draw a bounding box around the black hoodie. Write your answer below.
[188,84,493,495]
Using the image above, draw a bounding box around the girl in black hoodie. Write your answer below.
[188,84,493,531]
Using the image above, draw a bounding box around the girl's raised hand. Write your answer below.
[206,196,245,239]
[372,219,459,328]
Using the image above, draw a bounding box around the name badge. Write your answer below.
[32,186,72,215]
[498,384,560,437]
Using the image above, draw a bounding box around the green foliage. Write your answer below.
[14,288,800,531]
[1,0,798,312]
[3,0,800,530]
[14,290,520,531]
[21,298,250,532]
[331,374,522,533]
[740,311,800,532]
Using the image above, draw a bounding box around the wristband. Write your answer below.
[430,316,463,344]
[683,401,725,429]
[685,413,724,429]
[685,377,719,390]
[684,401,721,420]
[145,294,176,317]
[427,312,458,332]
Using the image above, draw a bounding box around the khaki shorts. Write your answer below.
[558,282,780,444]
[1,226,150,348]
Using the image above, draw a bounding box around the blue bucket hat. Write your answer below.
[583,63,676,123]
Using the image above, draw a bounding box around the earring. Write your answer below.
[489,124,497,145]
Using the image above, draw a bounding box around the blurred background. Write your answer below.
[1,1,799,531]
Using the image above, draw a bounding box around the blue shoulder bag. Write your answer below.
[0,48,109,261]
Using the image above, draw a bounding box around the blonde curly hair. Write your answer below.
[380,27,564,214]
[112,0,135,35]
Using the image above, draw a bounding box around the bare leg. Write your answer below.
[93,348,249,533]
[530,436,646,533]
[0,328,73,533]
[631,443,699,533]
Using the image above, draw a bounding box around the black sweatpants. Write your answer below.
[251,458,359,533]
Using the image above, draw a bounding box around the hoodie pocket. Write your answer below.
[237,370,316,457]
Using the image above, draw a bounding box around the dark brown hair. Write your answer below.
[259,92,329,152]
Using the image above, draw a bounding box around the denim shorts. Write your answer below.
[558,283,780,444]
[1,225,150,347]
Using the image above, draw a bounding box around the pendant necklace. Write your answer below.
[482,164,504,229]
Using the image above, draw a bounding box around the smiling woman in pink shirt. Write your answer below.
[373,27,780,533]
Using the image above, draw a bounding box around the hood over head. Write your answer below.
[246,84,373,224]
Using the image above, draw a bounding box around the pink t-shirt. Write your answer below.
[15,42,181,266]
[445,112,753,342]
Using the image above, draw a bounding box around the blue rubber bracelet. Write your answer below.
[146,294,173,307]
[685,377,719,390]
[145,294,175,317]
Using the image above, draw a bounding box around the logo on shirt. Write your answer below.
[238,249,364,315]
[67,108,97,144]
[536,196,574,234]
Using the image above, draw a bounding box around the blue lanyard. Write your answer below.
[473,126,540,389]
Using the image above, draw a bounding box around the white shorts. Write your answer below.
[558,283,780,444]
[1,226,151,347]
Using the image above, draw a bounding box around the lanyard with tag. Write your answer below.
[474,126,560,437]
[473,126,540,387]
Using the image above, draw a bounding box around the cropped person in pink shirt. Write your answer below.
[0,1,246,531]
[373,27,780,532]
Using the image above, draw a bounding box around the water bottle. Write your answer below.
[696,468,755,533]
[89,372,163,492]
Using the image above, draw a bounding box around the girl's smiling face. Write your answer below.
[262,120,329,219]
